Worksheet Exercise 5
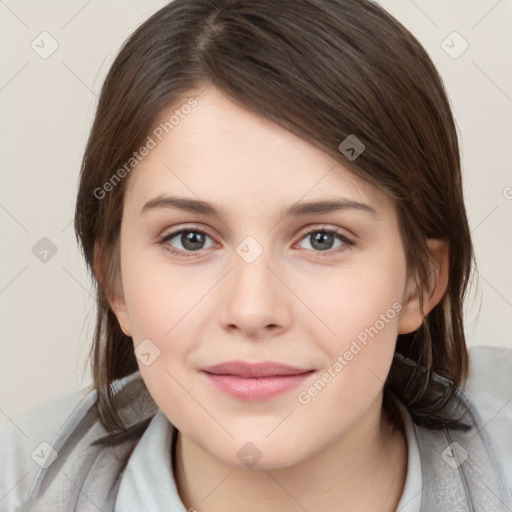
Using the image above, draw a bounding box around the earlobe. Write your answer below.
[424,238,450,308]
[110,299,133,338]
[397,239,449,335]
[93,242,133,337]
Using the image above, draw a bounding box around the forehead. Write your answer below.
[123,86,394,219]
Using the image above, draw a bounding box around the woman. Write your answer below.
[1,0,511,510]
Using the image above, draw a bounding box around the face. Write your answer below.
[110,85,420,469]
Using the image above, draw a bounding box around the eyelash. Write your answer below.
[158,225,355,259]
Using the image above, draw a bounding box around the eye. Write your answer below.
[160,227,216,257]
[295,227,354,254]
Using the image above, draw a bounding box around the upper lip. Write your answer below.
[200,360,314,378]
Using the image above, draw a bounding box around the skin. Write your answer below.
[104,84,449,511]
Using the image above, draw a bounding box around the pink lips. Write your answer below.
[200,361,315,401]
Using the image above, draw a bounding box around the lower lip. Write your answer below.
[201,371,314,401]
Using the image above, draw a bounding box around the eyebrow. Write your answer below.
[140,195,378,220]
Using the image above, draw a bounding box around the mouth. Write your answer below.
[199,360,315,401]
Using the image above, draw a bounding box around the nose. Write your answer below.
[218,243,292,339]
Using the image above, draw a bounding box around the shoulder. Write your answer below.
[0,386,90,512]
[0,372,157,511]
[463,344,512,487]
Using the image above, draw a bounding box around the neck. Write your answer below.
[173,396,407,512]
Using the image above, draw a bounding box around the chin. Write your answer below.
[207,435,312,471]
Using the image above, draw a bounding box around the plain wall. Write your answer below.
[1,0,511,423]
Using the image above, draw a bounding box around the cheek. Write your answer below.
[119,251,207,420]
[292,268,405,438]
[120,242,208,343]
[301,252,406,351]
[295,248,407,407]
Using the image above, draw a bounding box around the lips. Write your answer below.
[199,360,315,401]
[200,360,313,378]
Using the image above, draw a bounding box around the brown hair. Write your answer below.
[74,0,474,433]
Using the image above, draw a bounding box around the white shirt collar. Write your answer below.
[114,409,186,512]
[395,401,423,512]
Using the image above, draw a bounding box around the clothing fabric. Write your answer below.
[113,410,185,511]
[1,345,511,511]
[395,401,422,512]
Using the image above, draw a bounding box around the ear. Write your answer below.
[398,239,449,334]
[93,243,133,337]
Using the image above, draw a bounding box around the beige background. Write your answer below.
[1,0,511,423]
